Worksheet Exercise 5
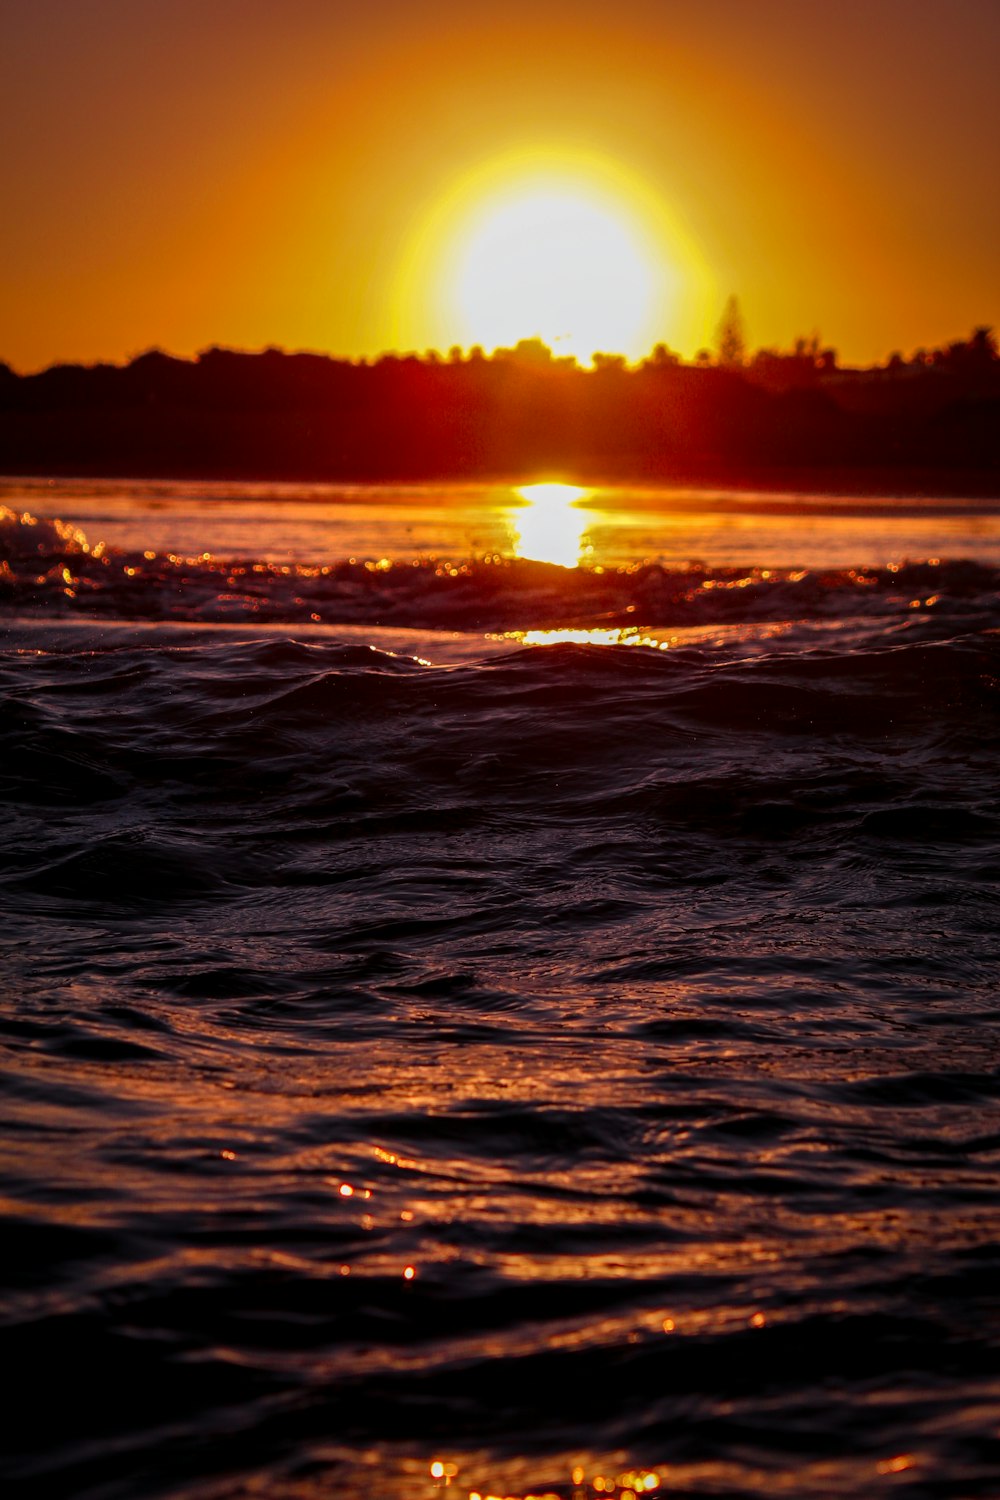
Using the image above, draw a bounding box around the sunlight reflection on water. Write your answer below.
[5,476,999,572]
[498,620,801,652]
[511,483,595,567]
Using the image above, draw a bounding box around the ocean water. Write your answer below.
[2,479,1000,1500]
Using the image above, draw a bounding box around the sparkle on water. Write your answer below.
[512,483,594,568]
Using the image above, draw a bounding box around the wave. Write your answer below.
[2,631,997,906]
[2,504,999,633]
[4,504,1000,1500]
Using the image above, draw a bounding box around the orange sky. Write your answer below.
[3,0,998,372]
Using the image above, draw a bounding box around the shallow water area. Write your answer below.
[2,479,1000,1499]
[7,475,1000,570]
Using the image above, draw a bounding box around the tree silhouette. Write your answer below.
[1,322,997,482]
[715,295,746,368]
[645,342,681,368]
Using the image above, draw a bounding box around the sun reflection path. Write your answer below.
[511,484,594,569]
[430,1459,664,1499]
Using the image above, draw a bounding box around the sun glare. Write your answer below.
[513,482,593,568]
[453,187,655,361]
[393,149,702,362]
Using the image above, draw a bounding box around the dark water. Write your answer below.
[2,498,1000,1499]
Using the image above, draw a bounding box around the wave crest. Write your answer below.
[2,507,998,632]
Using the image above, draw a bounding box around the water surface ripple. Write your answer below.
[1,502,1000,1498]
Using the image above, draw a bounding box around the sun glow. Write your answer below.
[393,150,702,362]
[453,187,655,360]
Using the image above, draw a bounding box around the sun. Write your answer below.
[452,184,656,361]
[392,149,700,363]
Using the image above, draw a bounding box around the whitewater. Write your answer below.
[2,479,999,1500]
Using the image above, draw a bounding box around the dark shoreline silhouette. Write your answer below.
[2,329,997,492]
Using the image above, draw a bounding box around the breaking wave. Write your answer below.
[2,503,999,633]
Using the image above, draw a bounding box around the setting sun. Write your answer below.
[452,184,657,360]
[394,150,698,362]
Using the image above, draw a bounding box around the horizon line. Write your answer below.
[4,322,997,380]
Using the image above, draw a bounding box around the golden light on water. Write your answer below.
[512,626,656,648]
[500,621,804,653]
[512,483,593,568]
[436,1462,662,1498]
